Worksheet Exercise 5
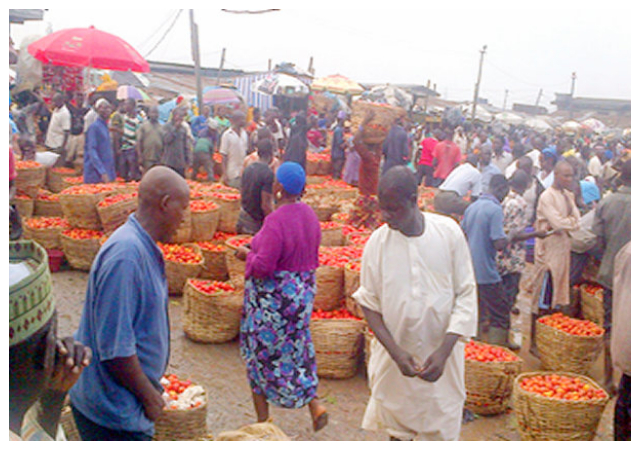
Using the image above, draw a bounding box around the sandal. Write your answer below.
[312,406,328,432]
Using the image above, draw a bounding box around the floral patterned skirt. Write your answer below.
[240,270,318,409]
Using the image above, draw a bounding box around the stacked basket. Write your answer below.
[351,101,406,144]
[15,160,46,199]
[97,192,138,234]
[224,235,252,288]
[60,229,104,271]
[23,217,70,250]
[158,243,204,295]
[343,260,364,319]
[195,241,229,281]
[34,190,64,217]
[310,312,365,379]
[59,184,116,230]
[208,191,241,234]
[580,283,605,327]
[190,200,220,242]
[13,192,34,219]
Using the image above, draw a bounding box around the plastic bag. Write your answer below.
[35,151,61,168]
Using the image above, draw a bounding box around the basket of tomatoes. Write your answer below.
[183,279,243,344]
[59,184,116,230]
[207,191,241,233]
[224,235,252,288]
[158,243,204,295]
[97,192,138,234]
[167,206,192,244]
[46,167,78,193]
[154,373,208,441]
[60,228,104,271]
[190,200,220,242]
[34,189,63,217]
[315,247,349,311]
[23,216,71,250]
[464,339,523,415]
[343,260,364,319]
[351,101,407,144]
[195,241,229,281]
[13,192,34,218]
[311,307,365,379]
[320,221,344,247]
[580,283,604,327]
[536,313,605,375]
[15,160,46,198]
[513,372,609,441]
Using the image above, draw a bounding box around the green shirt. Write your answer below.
[194,137,214,153]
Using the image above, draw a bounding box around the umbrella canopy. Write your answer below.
[117,85,151,102]
[581,118,607,134]
[562,120,582,133]
[525,117,552,132]
[311,74,364,95]
[253,73,309,97]
[202,86,244,106]
[361,85,413,110]
[27,26,149,73]
[494,111,525,126]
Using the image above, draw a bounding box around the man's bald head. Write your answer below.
[138,166,190,209]
[509,169,531,193]
[553,160,575,191]
[378,166,418,204]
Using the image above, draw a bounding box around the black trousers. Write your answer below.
[71,405,153,441]
[478,282,509,330]
[331,157,345,179]
[414,164,434,187]
[501,272,522,315]
[615,374,631,441]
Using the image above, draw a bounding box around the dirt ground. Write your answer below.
[51,264,615,441]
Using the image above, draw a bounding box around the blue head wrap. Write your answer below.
[580,180,601,205]
[276,162,306,195]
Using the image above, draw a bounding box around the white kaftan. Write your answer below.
[354,212,477,440]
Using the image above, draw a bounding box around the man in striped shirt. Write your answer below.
[120,98,142,181]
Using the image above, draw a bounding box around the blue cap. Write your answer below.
[276,162,306,195]
[580,180,601,205]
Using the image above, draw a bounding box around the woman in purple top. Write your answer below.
[235,162,328,432]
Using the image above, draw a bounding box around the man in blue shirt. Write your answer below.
[83,99,117,184]
[70,166,190,440]
[331,114,346,179]
[381,118,410,175]
[461,174,509,346]
[479,146,502,194]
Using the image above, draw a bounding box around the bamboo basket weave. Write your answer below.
[512,371,609,441]
[14,196,34,218]
[60,404,81,441]
[61,232,102,271]
[183,279,243,344]
[314,265,344,311]
[464,346,523,415]
[46,168,78,193]
[15,164,46,198]
[344,296,364,320]
[23,220,68,250]
[35,199,63,217]
[154,394,208,441]
[320,227,344,247]
[536,319,604,375]
[311,318,365,379]
[580,284,605,327]
[97,195,138,234]
[199,246,229,281]
[214,196,241,233]
[169,208,192,244]
[59,189,111,230]
[343,265,360,300]
[217,422,290,441]
[224,235,251,288]
[191,207,220,242]
[311,204,339,222]
[351,101,406,144]
[165,244,204,295]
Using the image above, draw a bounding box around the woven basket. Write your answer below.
[168,208,192,244]
[165,244,204,295]
[60,233,102,271]
[464,346,523,415]
[351,101,406,144]
[343,265,360,300]
[315,265,344,311]
[363,328,374,370]
[16,165,46,198]
[320,227,344,247]
[512,371,609,441]
[224,235,251,288]
[216,196,241,233]
[191,208,221,242]
[310,318,365,379]
[580,285,604,327]
[344,296,364,320]
[200,247,229,281]
[47,168,78,193]
[536,319,604,375]
[97,196,137,234]
[14,196,34,218]
[60,405,81,441]
[35,198,63,217]
[183,280,244,344]
[311,204,339,222]
[154,395,208,441]
[59,190,111,230]
[23,222,67,250]
[216,422,290,441]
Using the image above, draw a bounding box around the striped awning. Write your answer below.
[232,72,273,113]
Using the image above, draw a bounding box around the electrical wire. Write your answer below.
[144,9,184,59]
[136,10,180,49]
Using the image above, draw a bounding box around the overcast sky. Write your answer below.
[9,2,632,111]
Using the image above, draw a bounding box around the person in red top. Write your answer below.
[433,127,462,186]
[306,115,325,152]
[415,128,440,187]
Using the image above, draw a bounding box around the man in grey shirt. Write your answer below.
[161,107,191,178]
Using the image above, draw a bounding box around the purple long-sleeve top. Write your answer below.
[245,202,321,279]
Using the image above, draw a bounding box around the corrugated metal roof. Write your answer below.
[9,9,46,24]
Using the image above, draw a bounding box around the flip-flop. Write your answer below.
[312,407,328,432]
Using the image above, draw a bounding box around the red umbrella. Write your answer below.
[27,26,150,73]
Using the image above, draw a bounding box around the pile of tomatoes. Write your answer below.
[195,241,226,252]
[14,192,31,200]
[61,183,115,196]
[582,283,604,297]
[37,190,60,202]
[190,200,219,212]
[519,374,607,401]
[208,191,241,202]
[538,312,604,337]
[307,179,354,191]
[212,231,237,243]
[307,152,331,162]
[98,192,137,209]
[62,228,104,240]
[157,243,203,264]
[161,373,202,409]
[341,224,368,236]
[348,232,371,247]
[312,307,361,320]
[16,160,42,169]
[345,260,361,272]
[318,246,364,267]
[332,212,350,223]
[320,221,341,230]
[227,236,252,248]
[464,339,519,362]
[62,176,84,185]
[189,279,235,295]
[25,217,70,229]
[50,167,76,175]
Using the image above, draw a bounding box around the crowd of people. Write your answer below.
[9,86,631,441]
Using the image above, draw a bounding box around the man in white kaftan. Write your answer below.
[354,166,477,441]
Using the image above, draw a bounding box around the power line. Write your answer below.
[137,10,180,50]
[144,9,184,59]
[485,59,569,90]
[221,9,280,14]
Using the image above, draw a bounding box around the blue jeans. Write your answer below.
[71,405,153,441]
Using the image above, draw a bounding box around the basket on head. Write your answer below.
[512,371,609,441]
[183,279,243,344]
[314,264,344,311]
[351,101,406,144]
[60,229,103,271]
[153,392,208,441]
[311,317,365,379]
[224,235,252,288]
[535,317,604,375]
[580,284,604,327]
[464,344,523,415]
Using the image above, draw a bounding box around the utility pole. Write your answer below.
[570,72,576,97]
[503,89,509,111]
[268,59,272,72]
[471,45,487,123]
[189,10,203,114]
[308,56,315,76]
[535,88,543,107]
[424,80,431,114]
[217,48,226,86]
